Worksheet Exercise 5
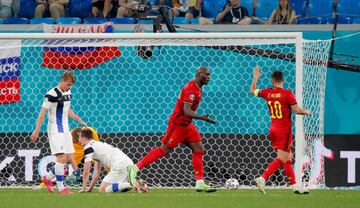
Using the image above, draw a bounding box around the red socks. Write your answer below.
[261,158,284,180]
[192,150,204,180]
[137,148,205,181]
[136,147,167,170]
[283,161,296,185]
[262,158,297,185]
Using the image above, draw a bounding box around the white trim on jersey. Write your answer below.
[42,87,72,133]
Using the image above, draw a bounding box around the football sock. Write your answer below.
[46,167,56,180]
[283,161,296,185]
[54,162,65,191]
[261,158,284,180]
[136,147,167,170]
[192,150,204,181]
[105,183,132,193]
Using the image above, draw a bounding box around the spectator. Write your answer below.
[184,0,199,20]
[159,0,173,8]
[143,0,172,16]
[268,0,296,24]
[169,0,189,17]
[0,0,13,18]
[34,0,68,19]
[116,0,138,18]
[215,0,251,24]
[92,0,113,18]
[135,0,173,15]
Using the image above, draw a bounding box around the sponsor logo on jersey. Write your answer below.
[189,94,195,100]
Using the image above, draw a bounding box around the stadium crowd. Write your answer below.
[0,0,358,24]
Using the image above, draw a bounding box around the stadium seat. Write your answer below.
[18,0,36,19]
[0,19,3,24]
[68,0,92,19]
[241,0,254,16]
[308,0,335,18]
[255,0,278,19]
[191,18,200,24]
[30,18,55,24]
[202,0,227,19]
[327,16,353,24]
[353,18,360,24]
[83,18,107,24]
[4,18,29,24]
[297,17,327,24]
[172,17,190,24]
[336,0,360,18]
[146,0,159,6]
[290,0,307,18]
[110,17,136,24]
[56,17,81,24]
[138,19,154,24]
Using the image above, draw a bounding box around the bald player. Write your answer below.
[128,66,217,192]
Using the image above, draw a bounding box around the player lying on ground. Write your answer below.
[250,66,310,195]
[78,128,148,193]
[128,66,216,192]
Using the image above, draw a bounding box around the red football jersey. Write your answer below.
[257,87,297,130]
[169,80,202,125]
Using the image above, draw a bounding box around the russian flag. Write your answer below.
[41,23,121,70]
[0,40,21,104]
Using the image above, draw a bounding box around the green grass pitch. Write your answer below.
[0,189,359,208]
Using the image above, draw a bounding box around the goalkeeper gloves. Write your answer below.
[73,169,83,182]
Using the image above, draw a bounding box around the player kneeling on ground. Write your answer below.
[78,128,148,193]
[33,126,99,191]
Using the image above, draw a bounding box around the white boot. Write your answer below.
[254,177,266,195]
[291,184,309,194]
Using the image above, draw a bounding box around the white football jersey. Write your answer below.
[42,87,72,133]
[83,140,133,169]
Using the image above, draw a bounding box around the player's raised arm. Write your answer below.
[290,104,311,115]
[68,108,87,127]
[183,102,216,124]
[30,107,48,142]
[250,66,261,95]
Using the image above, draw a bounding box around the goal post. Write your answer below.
[294,33,304,188]
[0,32,330,189]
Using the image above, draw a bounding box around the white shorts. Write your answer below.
[103,161,133,184]
[48,132,74,155]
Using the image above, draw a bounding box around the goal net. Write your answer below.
[0,33,331,189]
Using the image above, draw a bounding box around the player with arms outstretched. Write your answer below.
[78,128,148,193]
[128,66,217,192]
[250,66,310,194]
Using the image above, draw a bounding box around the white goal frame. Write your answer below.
[0,32,305,188]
